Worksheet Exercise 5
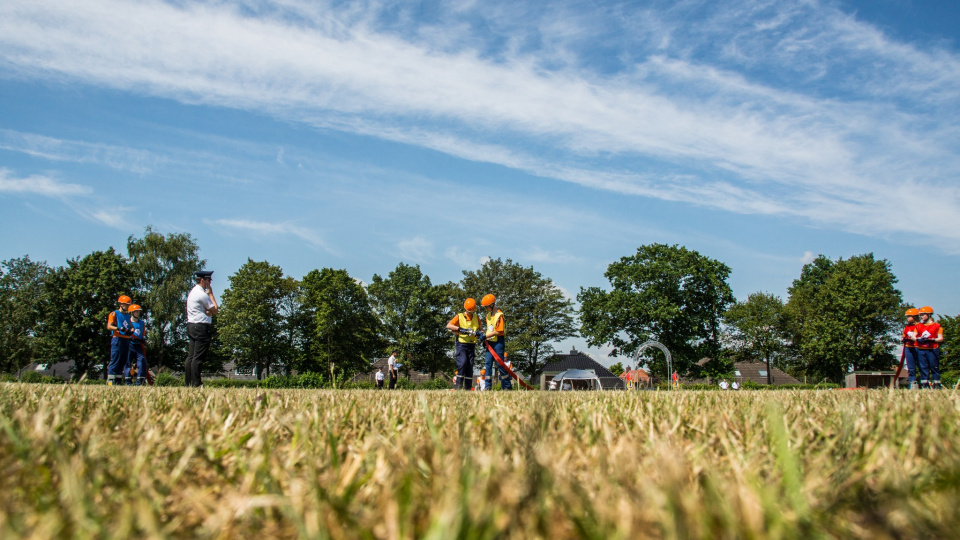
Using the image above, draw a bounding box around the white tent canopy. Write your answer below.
[550,369,603,391]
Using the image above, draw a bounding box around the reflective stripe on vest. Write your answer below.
[458,312,479,343]
[485,310,504,342]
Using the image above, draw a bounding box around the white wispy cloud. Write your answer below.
[1,0,958,249]
[0,168,91,197]
[212,218,335,253]
[0,129,161,174]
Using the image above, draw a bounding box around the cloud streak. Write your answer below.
[0,168,91,197]
[1,0,958,249]
[212,218,336,254]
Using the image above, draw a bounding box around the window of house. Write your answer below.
[734,370,741,377]
[758,370,767,377]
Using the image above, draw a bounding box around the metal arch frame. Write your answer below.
[632,340,672,388]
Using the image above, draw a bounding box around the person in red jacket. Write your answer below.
[915,306,944,389]
[902,308,921,389]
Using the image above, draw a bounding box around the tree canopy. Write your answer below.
[0,256,50,375]
[218,259,290,379]
[723,292,787,383]
[300,268,384,381]
[578,244,734,376]
[783,254,902,384]
[367,263,455,377]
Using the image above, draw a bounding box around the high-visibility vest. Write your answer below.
[110,310,132,339]
[485,310,504,343]
[457,312,479,343]
[130,320,146,343]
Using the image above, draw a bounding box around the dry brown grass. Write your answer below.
[0,384,958,539]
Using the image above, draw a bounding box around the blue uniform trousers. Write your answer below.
[483,339,510,390]
[455,342,475,390]
[904,347,919,385]
[108,337,130,383]
[917,348,941,387]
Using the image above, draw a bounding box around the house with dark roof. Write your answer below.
[540,348,625,390]
[732,362,801,386]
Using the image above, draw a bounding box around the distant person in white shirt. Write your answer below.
[185,270,217,387]
[719,379,730,390]
[387,351,398,389]
[731,381,740,390]
[375,368,385,389]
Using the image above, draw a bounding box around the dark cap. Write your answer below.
[194,270,214,279]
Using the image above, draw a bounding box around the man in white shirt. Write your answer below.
[387,351,398,389]
[375,368,384,389]
[719,379,730,390]
[185,270,218,387]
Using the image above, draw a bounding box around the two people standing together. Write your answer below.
[106,295,149,385]
[446,294,508,391]
[902,306,944,389]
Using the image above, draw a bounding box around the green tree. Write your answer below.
[299,268,384,381]
[218,260,289,379]
[39,249,134,379]
[0,256,51,375]
[126,227,204,372]
[367,263,454,377]
[608,362,625,377]
[783,254,902,384]
[461,258,578,378]
[578,244,734,377]
[723,292,787,383]
[936,313,959,373]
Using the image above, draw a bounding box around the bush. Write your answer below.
[395,378,416,390]
[941,370,959,388]
[19,371,64,384]
[154,372,183,387]
[296,372,326,389]
[418,378,452,390]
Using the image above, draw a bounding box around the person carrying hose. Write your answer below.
[446,298,482,390]
[902,308,921,389]
[481,294,510,390]
[915,306,944,389]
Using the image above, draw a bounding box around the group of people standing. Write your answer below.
[902,306,945,389]
[105,295,149,385]
[107,269,217,387]
[446,294,509,390]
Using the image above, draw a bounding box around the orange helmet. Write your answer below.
[128,304,142,312]
[481,294,496,307]
[118,295,132,304]
[905,308,919,317]
[463,298,476,311]
[480,368,486,375]
[919,306,934,314]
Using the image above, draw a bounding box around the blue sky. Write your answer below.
[2,0,959,367]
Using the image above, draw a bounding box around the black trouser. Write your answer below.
[185,322,211,387]
[455,341,475,390]
[389,370,397,389]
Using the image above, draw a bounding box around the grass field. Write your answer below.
[1,385,958,539]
